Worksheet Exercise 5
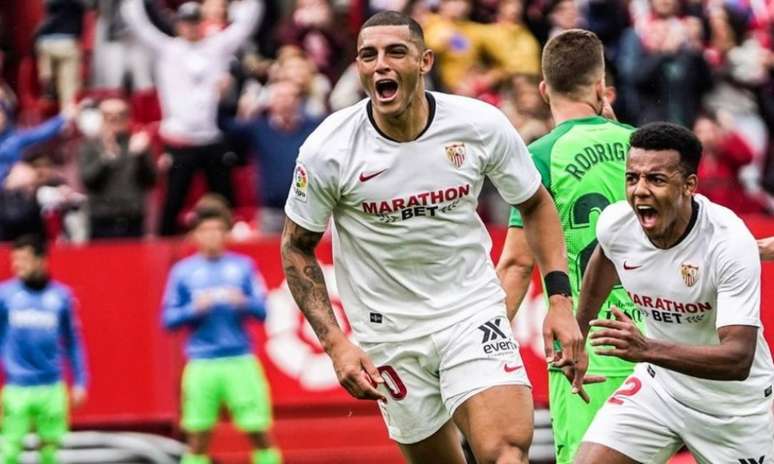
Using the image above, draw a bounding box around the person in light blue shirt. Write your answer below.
[0,234,88,464]
[161,195,281,464]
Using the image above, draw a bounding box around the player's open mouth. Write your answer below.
[636,205,659,230]
[375,79,399,103]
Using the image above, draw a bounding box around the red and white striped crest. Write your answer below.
[445,142,466,168]
[680,263,699,287]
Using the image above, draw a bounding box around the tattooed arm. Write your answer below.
[280,218,384,400]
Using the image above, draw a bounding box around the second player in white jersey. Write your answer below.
[285,91,541,342]
[596,194,774,416]
[574,122,774,464]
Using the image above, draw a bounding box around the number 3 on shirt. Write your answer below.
[608,376,642,405]
[377,366,407,400]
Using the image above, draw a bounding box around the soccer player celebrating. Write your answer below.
[574,123,774,463]
[161,198,280,464]
[0,235,88,464]
[496,29,637,463]
[282,11,586,464]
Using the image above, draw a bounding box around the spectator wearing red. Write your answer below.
[694,111,765,214]
[277,0,351,83]
[121,0,263,235]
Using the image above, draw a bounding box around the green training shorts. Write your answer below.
[2,382,69,445]
[181,355,272,433]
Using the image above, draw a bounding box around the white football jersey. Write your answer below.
[285,92,541,342]
[597,194,774,416]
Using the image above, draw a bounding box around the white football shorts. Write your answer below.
[583,363,774,463]
[361,305,531,444]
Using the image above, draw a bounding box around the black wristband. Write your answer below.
[544,271,572,297]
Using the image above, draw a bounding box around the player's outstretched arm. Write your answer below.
[576,244,620,340]
[758,236,774,261]
[591,311,758,381]
[515,186,579,361]
[280,218,385,401]
[496,227,535,321]
[515,186,603,400]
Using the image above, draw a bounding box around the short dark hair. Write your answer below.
[190,194,233,229]
[12,234,47,257]
[542,29,604,98]
[629,122,703,175]
[360,11,425,48]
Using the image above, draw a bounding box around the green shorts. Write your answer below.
[548,371,628,464]
[2,382,69,445]
[181,354,272,433]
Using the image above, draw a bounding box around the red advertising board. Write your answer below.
[0,220,772,461]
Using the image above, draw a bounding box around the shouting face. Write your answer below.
[625,147,697,246]
[356,25,433,119]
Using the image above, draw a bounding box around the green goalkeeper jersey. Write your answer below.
[509,115,643,376]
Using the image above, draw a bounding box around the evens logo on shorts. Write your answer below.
[478,317,517,355]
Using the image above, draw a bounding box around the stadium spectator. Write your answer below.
[500,73,551,144]
[546,0,584,38]
[0,234,89,464]
[220,79,320,235]
[79,97,157,239]
[422,0,492,94]
[121,0,263,236]
[0,163,45,242]
[616,0,711,126]
[694,111,766,214]
[200,0,229,36]
[89,0,156,94]
[480,0,541,79]
[35,0,86,107]
[27,151,88,243]
[277,0,351,83]
[0,103,77,184]
[703,3,771,161]
[268,47,331,119]
[161,196,281,464]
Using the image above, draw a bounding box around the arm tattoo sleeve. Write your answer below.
[281,219,340,343]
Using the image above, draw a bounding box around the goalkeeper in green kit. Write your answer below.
[496,29,644,464]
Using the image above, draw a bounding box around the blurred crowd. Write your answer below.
[1,0,774,243]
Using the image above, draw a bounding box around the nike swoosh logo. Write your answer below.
[504,363,522,373]
[359,169,387,182]
[623,261,641,270]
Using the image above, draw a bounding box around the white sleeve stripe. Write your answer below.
[716,318,761,329]
[284,207,328,233]
[505,173,542,206]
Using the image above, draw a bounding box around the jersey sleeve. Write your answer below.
[594,202,623,258]
[60,292,88,388]
[482,110,541,207]
[241,259,267,321]
[714,230,761,329]
[283,141,339,233]
[161,263,202,330]
[508,142,552,228]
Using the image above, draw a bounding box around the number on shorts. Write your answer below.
[608,376,642,405]
[377,366,407,400]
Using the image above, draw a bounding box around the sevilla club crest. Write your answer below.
[680,263,699,287]
[445,142,466,168]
